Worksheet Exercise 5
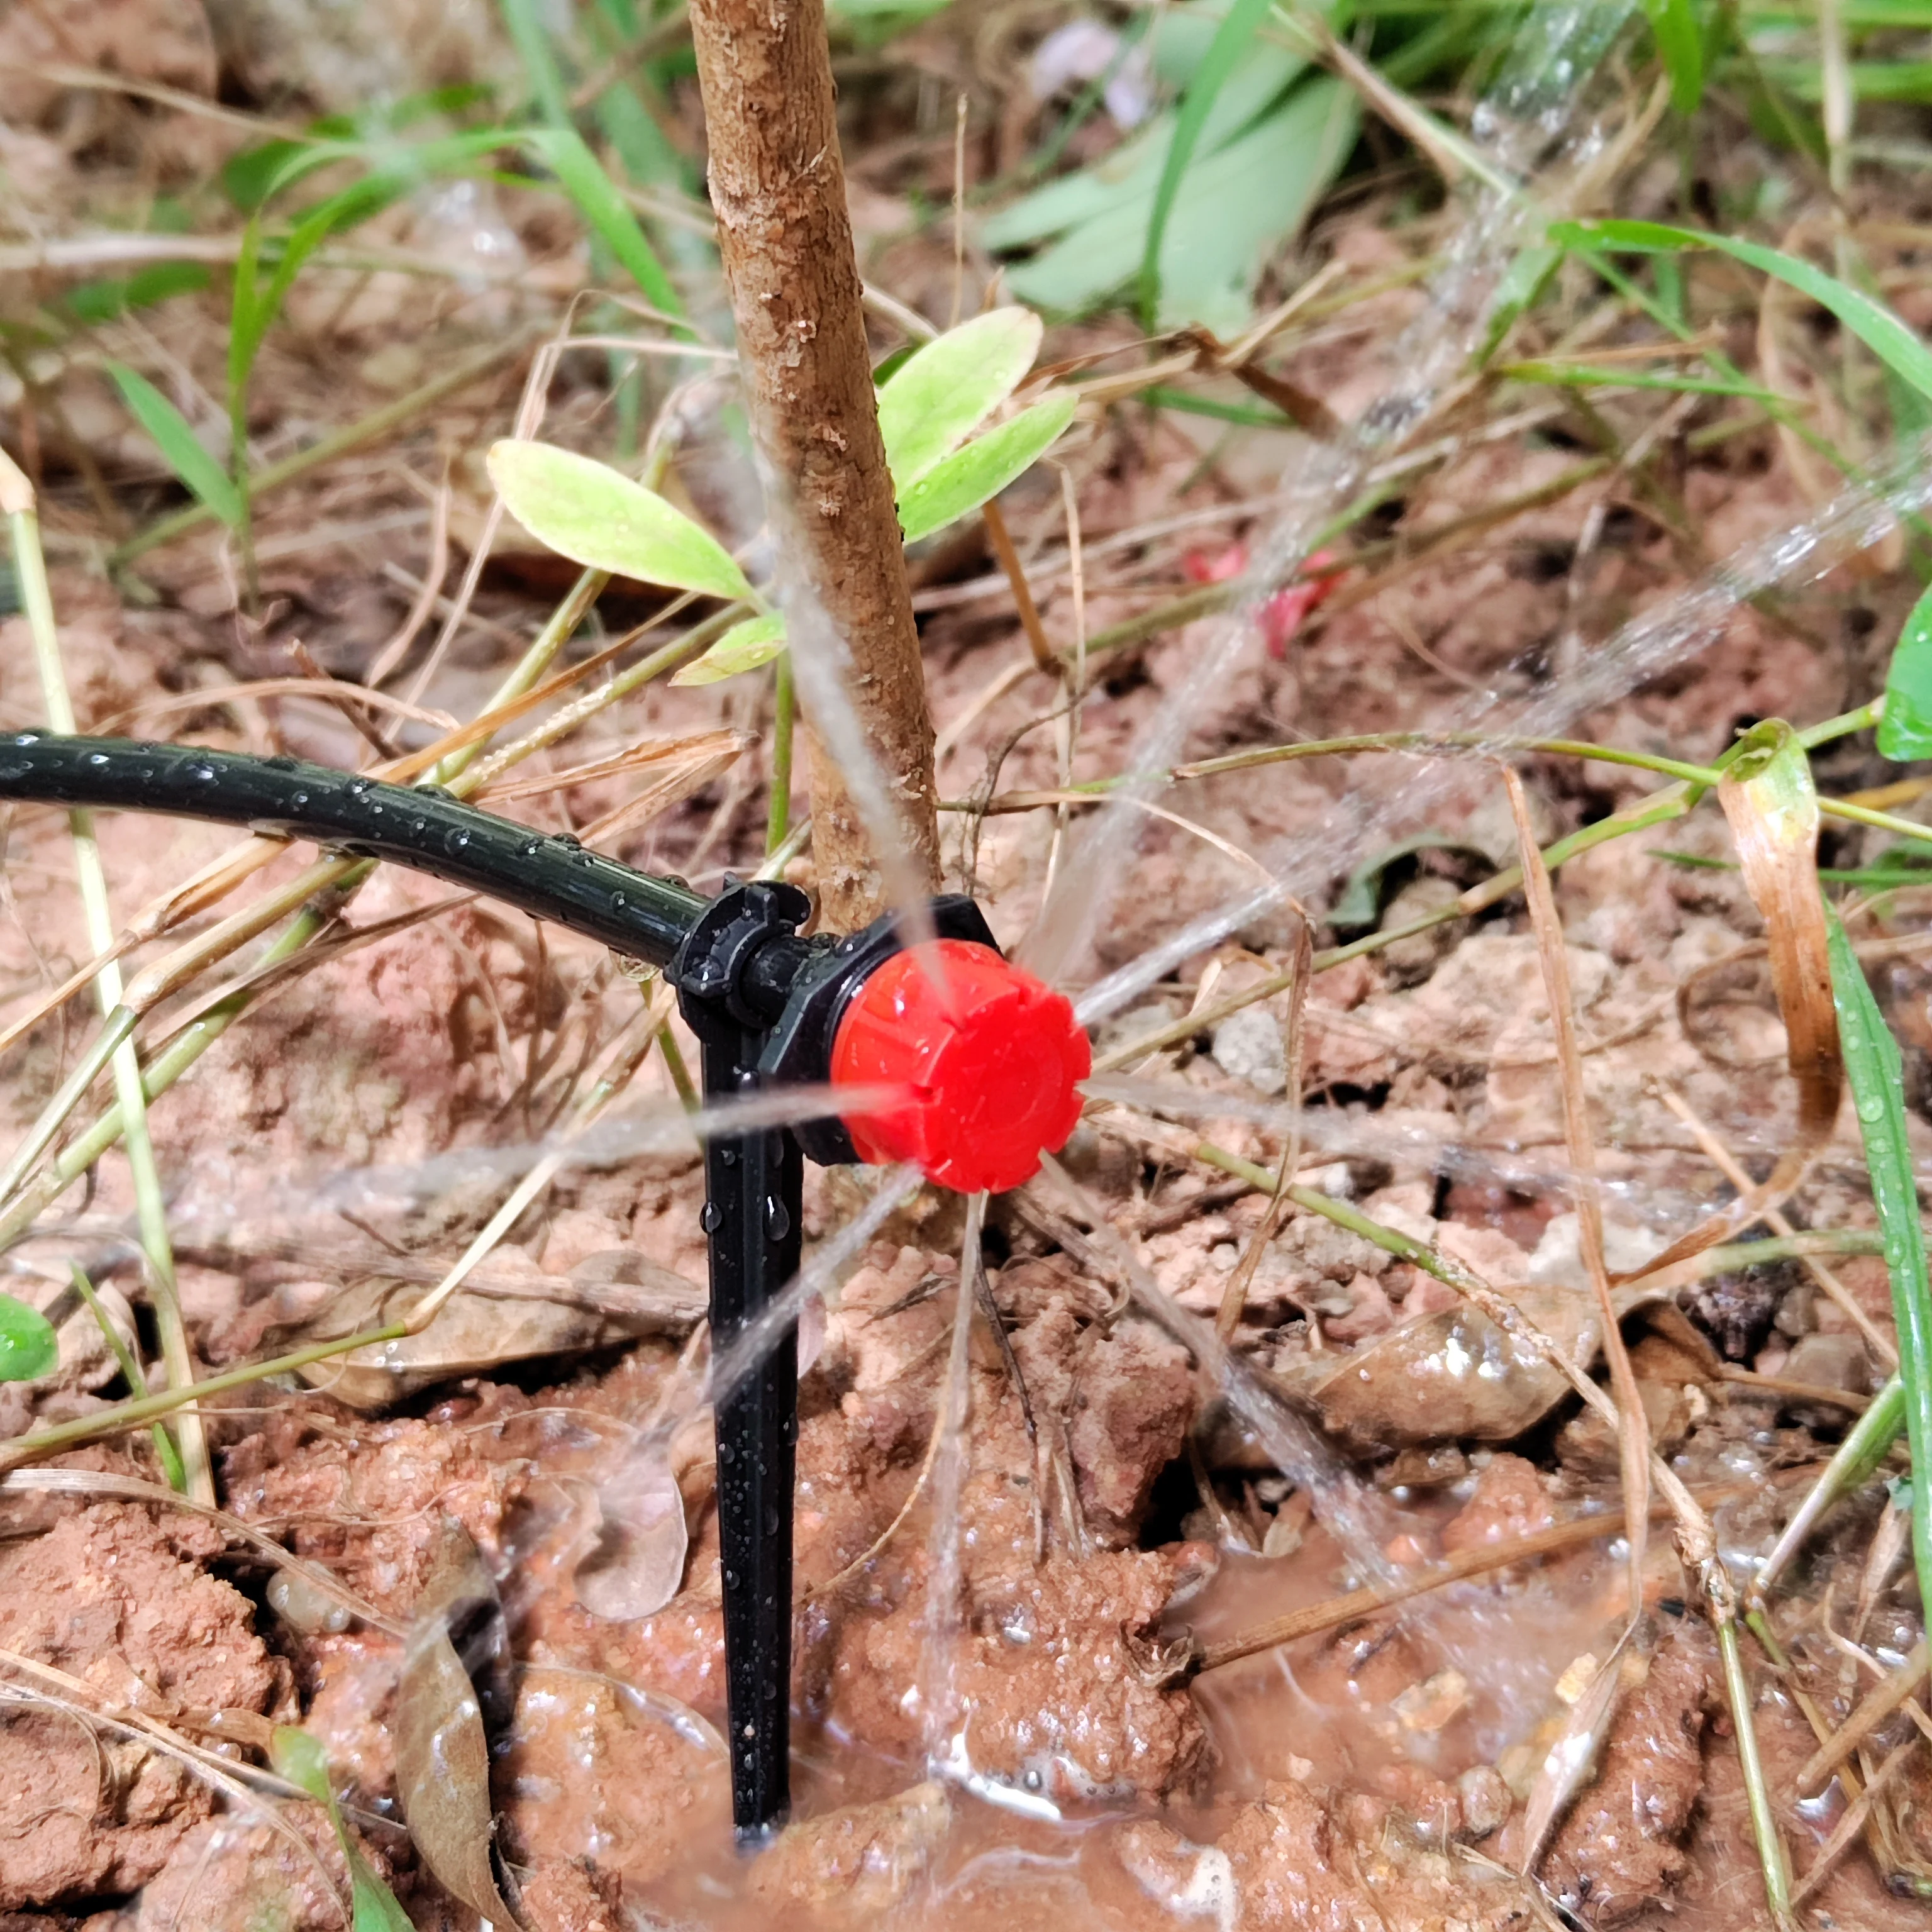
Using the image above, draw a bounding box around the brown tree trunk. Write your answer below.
[687,0,941,931]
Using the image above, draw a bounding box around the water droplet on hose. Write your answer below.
[723,1567,739,1589]
[701,1201,722,1233]
[521,839,541,857]
[720,1147,738,1167]
[763,1197,791,1240]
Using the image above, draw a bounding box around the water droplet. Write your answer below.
[555,832,581,850]
[347,777,370,797]
[763,1196,791,1241]
[718,1441,735,1464]
[612,893,627,912]
[521,839,541,857]
[720,1147,738,1167]
[453,830,470,848]
[723,1567,739,1589]
[190,763,215,782]
[1858,1094,1885,1123]
[291,791,309,809]
[763,1507,781,1538]
[411,816,426,835]
[87,752,109,767]
[700,1201,722,1233]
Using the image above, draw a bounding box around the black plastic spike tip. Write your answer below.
[699,1028,803,1841]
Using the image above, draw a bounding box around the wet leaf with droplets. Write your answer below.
[395,1521,522,1928]
[270,1725,414,1932]
[574,1441,690,1621]
[1827,912,1932,1626]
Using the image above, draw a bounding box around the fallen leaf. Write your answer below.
[574,1440,690,1621]
[293,1265,704,1407]
[395,1523,521,1928]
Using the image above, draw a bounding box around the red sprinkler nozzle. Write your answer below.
[829,939,1091,1194]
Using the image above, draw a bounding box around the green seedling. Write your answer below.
[270,1728,413,1932]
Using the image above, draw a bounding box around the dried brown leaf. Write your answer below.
[1624,721,1841,1284]
[574,1442,690,1621]
[395,1523,521,1928]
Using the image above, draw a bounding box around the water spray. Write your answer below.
[0,731,1091,1840]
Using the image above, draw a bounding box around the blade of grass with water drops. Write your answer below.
[1826,909,1932,1623]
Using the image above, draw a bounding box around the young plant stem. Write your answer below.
[0,1322,411,1471]
[686,0,939,928]
[0,454,209,1500]
[767,649,795,855]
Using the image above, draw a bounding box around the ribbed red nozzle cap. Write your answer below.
[830,940,1091,1194]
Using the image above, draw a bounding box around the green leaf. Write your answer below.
[106,365,243,528]
[1879,580,1932,760]
[1007,79,1357,328]
[1553,218,1932,404]
[1640,0,1704,114]
[670,613,787,686]
[62,262,210,325]
[487,440,752,599]
[1141,0,1275,330]
[271,1727,414,1932]
[877,308,1043,491]
[1826,912,1932,1639]
[896,392,1078,542]
[980,4,1310,254]
[525,128,686,324]
[0,1294,55,1382]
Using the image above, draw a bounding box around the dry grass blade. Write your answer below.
[1623,721,1841,1285]
[0,1468,404,1636]
[1519,1622,1642,1876]
[1216,919,1311,1340]
[1653,1081,1896,1368]
[1797,1638,1929,1793]
[0,1646,351,1918]
[1194,1470,1803,1673]
[1504,767,1650,1615]
[1791,1734,1919,1909]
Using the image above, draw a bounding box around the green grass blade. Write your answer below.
[1502,359,1780,401]
[1640,0,1704,112]
[1826,911,1932,1626]
[526,128,686,323]
[1555,218,1932,402]
[1879,580,1932,760]
[106,365,242,528]
[1140,0,1275,330]
[497,0,575,125]
[272,1728,414,1932]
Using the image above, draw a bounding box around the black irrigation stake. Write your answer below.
[0,735,1091,1841]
